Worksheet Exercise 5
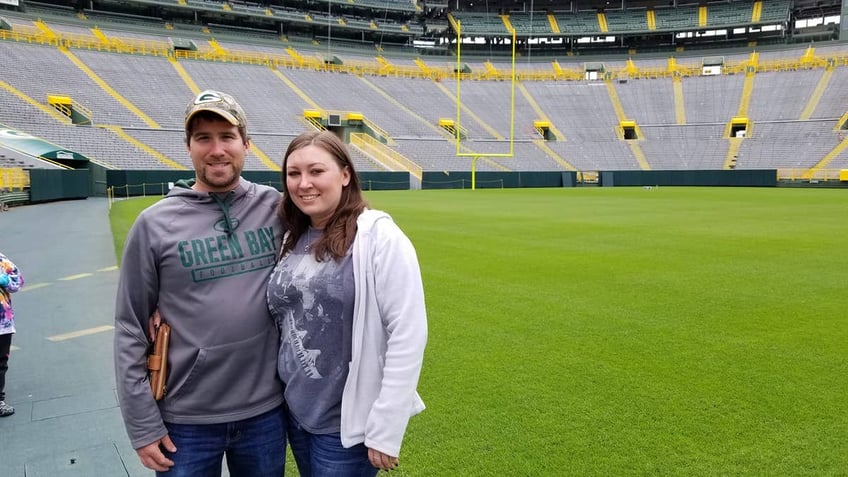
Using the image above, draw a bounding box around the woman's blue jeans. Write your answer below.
[286,410,378,477]
[158,405,286,477]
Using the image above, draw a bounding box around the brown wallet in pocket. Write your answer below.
[147,323,171,401]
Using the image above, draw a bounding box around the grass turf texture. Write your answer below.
[109,187,848,476]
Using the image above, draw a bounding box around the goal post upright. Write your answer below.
[455,21,517,190]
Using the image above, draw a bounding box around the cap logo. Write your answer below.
[195,91,224,105]
[185,90,247,132]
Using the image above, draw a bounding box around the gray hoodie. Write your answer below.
[114,178,284,449]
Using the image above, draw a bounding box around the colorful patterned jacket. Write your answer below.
[0,252,24,335]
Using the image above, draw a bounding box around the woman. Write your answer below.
[267,130,427,476]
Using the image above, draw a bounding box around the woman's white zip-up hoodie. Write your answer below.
[341,209,428,458]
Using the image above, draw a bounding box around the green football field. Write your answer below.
[110,187,848,476]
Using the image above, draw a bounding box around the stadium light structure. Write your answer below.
[527,0,533,61]
[327,0,332,58]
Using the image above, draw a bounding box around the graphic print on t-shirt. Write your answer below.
[269,249,353,382]
[267,235,355,431]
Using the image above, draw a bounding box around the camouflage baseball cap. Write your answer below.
[184,90,248,132]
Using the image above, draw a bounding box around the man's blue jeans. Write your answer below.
[158,405,286,477]
[286,411,378,477]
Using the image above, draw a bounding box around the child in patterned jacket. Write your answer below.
[0,251,23,417]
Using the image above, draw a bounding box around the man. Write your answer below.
[114,90,285,476]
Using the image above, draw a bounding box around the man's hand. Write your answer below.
[148,309,162,341]
[368,447,399,471]
[136,435,177,472]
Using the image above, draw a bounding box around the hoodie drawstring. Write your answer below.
[211,191,235,236]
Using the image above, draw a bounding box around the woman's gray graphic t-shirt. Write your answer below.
[267,229,354,433]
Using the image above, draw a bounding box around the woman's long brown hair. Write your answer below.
[278,130,368,261]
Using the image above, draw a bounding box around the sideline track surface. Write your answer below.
[0,198,149,476]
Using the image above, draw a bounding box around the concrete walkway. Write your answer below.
[0,198,148,476]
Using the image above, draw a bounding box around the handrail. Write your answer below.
[5,26,848,83]
[778,168,843,181]
[350,133,422,180]
[0,168,31,190]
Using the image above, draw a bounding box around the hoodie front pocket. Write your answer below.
[167,327,280,416]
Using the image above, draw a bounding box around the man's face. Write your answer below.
[187,117,248,193]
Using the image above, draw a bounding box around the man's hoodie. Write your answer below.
[114,178,284,449]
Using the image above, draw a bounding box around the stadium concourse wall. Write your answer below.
[11,169,782,206]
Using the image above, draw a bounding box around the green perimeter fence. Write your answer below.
[8,167,848,207]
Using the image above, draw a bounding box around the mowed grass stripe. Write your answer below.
[110,187,848,475]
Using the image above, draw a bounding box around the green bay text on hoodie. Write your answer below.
[114,178,284,450]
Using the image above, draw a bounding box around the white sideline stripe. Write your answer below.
[59,273,94,281]
[16,267,116,291]
[10,345,20,351]
[20,283,50,292]
[47,325,115,342]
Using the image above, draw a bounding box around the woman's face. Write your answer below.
[285,144,351,229]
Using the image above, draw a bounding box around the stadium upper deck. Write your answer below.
[2,6,848,183]
[3,0,844,57]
